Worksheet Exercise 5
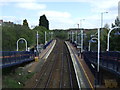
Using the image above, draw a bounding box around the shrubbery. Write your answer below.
[2,24,51,51]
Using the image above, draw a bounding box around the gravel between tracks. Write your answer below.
[24,39,78,89]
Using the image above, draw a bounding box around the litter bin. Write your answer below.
[35,56,38,62]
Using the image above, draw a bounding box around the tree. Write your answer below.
[2,22,36,51]
[23,19,29,28]
[111,23,115,28]
[110,17,120,51]
[115,17,120,27]
[104,23,110,30]
[111,17,120,28]
[100,25,109,51]
[39,15,49,30]
[54,30,68,40]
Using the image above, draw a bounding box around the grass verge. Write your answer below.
[2,67,35,88]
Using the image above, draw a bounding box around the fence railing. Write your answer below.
[43,40,53,49]
[83,51,120,76]
[0,51,35,68]
[0,40,53,68]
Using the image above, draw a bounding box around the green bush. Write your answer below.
[2,24,51,51]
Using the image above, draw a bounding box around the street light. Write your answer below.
[77,24,79,29]
[101,12,108,29]
[45,31,47,45]
[72,31,74,43]
[107,27,120,51]
[36,31,39,52]
[16,38,28,51]
[80,19,85,53]
[76,31,78,45]
[95,12,108,83]
[88,37,98,51]
[70,31,72,42]
[114,31,120,35]
[50,32,53,40]
[80,19,85,28]
[75,24,79,45]
[88,29,101,87]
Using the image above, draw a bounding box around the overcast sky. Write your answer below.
[0,0,120,29]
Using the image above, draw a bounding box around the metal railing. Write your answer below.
[43,40,53,49]
[0,51,35,68]
[83,51,120,76]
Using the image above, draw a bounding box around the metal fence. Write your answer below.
[83,51,120,76]
[0,51,35,68]
[43,40,53,49]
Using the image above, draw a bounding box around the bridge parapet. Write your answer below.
[83,51,120,76]
[0,51,35,68]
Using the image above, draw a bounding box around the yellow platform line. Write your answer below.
[69,42,94,89]
[75,54,94,89]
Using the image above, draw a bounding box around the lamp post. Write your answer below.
[68,32,70,41]
[80,19,85,53]
[45,31,47,45]
[36,31,39,52]
[16,38,28,51]
[72,32,74,43]
[75,31,77,45]
[88,37,98,51]
[76,24,79,46]
[101,12,108,29]
[88,29,101,87]
[51,32,53,40]
[75,24,79,45]
[107,27,120,51]
[94,28,100,87]
[77,24,79,29]
[80,19,85,28]
[70,31,72,43]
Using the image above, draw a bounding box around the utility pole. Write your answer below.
[80,19,85,53]
[45,31,46,45]
[81,29,83,52]
[76,31,77,45]
[72,32,74,43]
[37,31,39,51]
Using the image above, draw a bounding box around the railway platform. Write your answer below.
[25,40,56,73]
[65,41,95,89]
[24,39,79,89]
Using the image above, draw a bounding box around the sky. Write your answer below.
[0,0,120,29]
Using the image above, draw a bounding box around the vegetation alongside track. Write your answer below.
[2,23,51,51]
[3,67,35,88]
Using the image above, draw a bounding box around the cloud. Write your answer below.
[38,10,71,18]
[1,0,119,29]
[1,16,23,24]
[83,13,117,29]
[38,10,74,29]
[0,2,9,6]
[0,0,92,3]
[16,3,46,10]
[90,0,119,13]
[0,0,36,3]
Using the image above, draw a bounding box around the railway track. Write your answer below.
[32,39,78,89]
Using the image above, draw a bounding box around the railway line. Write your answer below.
[32,39,78,89]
